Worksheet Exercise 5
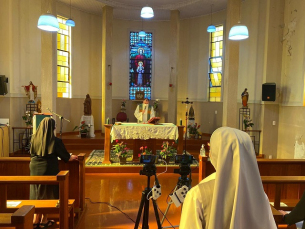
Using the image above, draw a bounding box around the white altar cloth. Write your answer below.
[110,123,179,142]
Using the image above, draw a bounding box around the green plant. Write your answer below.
[243,115,254,129]
[160,141,176,159]
[153,99,159,110]
[188,123,201,134]
[139,146,152,156]
[73,121,90,133]
[22,111,33,126]
[121,99,126,107]
[112,140,129,158]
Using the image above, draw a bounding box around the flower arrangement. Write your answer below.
[160,141,176,159]
[243,115,254,129]
[121,99,126,107]
[112,140,129,158]
[138,146,152,157]
[188,123,201,135]
[22,111,33,126]
[153,99,159,110]
[73,121,91,133]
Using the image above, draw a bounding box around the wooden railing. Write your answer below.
[0,205,35,229]
[0,171,70,229]
[0,153,86,215]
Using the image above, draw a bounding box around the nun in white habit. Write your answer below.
[180,127,277,229]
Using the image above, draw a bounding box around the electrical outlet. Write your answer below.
[272,121,276,125]
[215,110,217,114]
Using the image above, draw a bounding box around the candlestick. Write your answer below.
[107,117,109,124]
[180,119,182,126]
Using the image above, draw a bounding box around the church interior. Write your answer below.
[0,0,305,228]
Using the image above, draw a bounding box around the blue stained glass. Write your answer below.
[129,32,152,100]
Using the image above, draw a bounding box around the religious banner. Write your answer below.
[129,32,152,100]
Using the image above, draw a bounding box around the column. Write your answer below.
[222,0,241,128]
[101,6,113,132]
[41,0,57,113]
[168,10,180,124]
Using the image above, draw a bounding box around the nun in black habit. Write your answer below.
[30,117,77,228]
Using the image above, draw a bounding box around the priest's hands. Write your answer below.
[69,155,78,161]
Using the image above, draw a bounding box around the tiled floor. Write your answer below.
[77,173,199,229]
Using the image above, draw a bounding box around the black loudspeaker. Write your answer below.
[0,75,8,95]
[262,83,276,101]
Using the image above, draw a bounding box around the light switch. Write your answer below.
[272,121,276,125]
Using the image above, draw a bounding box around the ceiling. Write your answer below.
[57,0,227,21]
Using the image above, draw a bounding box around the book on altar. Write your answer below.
[147,117,160,124]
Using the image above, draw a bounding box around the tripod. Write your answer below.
[161,163,192,225]
[134,164,162,229]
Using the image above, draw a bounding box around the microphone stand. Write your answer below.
[181,98,193,155]
[46,108,70,139]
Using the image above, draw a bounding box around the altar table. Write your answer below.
[104,123,184,164]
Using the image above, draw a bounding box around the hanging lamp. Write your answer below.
[139,18,146,37]
[228,2,248,40]
[207,3,216,33]
[141,6,154,18]
[65,0,75,27]
[37,12,59,32]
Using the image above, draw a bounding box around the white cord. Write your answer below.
[157,159,167,177]
[147,189,152,200]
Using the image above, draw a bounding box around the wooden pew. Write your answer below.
[0,205,35,229]
[0,153,86,216]
[0,171,72,229]
[261,176,305,210]
[199,156,305,199]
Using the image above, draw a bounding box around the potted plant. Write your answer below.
[138,146,152,158]
[112,140,129,164]
[73,121,90,138]
[160,141,176,164]
[22,111,33,127]
[243,115,254,131]
[187,123,201,139]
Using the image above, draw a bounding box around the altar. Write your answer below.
[104,123,184,164]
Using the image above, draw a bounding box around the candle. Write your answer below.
[107,117,109,124]
[180,119,182,126]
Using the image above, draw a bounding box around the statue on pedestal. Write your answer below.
[241,88,249,107]
[22,81,37,103]
[84,94,92,116]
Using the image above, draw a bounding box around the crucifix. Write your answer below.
[182,98,193,154]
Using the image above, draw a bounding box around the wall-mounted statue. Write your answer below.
[241,88,249,107]
[84,94,92,116]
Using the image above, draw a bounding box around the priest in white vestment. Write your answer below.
[180,127,277,229]
[134,98,155,123]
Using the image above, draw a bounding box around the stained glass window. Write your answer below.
[129,32,152,100]
[209,25,223,102]
[57,16,71,98]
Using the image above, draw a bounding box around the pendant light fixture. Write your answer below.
[141,6,154,18]
[139,18,146,37]
[228,1,248,40]
[207,3,216,33]
[37,12,59,32]
[65,0,75,27]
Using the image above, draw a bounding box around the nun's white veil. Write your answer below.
[208,127,276,228]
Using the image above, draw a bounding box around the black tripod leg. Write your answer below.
[152,199,162,229]
[134,191,146,229]
[142,196,150,229]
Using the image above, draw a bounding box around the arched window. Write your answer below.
[57,16,71,98]
[208,25,223,102]
[129,32,152,100]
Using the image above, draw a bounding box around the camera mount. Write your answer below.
[134,156,162,229]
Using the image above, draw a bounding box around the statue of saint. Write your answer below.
[84,94,92,116]
[22,81,37,103]
[241,88,249,107]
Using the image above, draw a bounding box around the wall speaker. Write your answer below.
[0,75,8,95]
[262,83,276,101]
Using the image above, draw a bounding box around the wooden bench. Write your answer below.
[0,171,73,229]
[199,156,305,200]
[0,205,35,229]
[0,153,86,217]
